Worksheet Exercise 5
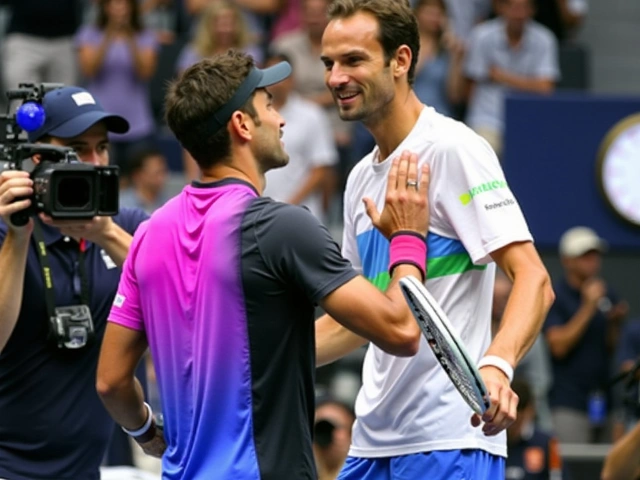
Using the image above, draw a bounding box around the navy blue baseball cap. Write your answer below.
[28,86,130,142]
[204,61,292,134]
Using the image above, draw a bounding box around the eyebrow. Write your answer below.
[320,49,370,62]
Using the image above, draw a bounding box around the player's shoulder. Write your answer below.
[247,196,323,230]
[428,112,492,157]
[113,207,150,235]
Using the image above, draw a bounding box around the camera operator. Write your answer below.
[0,86,149,479]
[313,396,355,480]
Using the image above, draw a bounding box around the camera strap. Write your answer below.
[32,222,91,321]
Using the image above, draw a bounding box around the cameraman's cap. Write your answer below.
[204,61,292,135]
[28,86,129,142]
[559,226,608,258]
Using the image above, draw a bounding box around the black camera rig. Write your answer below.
[0,83,119,227]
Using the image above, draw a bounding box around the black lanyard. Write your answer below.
[32,221,91,321]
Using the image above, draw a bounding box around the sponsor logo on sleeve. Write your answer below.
[113,294,126,308]
[459,180,509,205]
[484,198,516,210]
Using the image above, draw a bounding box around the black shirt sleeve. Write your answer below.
[253,201,358,303]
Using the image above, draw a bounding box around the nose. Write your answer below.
[326,64,349,89]
[81,150,103,166]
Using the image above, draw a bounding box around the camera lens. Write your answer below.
[56,176,92,209]
[314,419,336,448]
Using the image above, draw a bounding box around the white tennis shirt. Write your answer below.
[342,106,533,458]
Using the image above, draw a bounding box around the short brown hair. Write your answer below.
[327,0,420,85]
[165,50,260,169]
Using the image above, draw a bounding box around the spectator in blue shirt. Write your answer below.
[543,226,628,444]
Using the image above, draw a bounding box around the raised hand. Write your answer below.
[364,150,430,239]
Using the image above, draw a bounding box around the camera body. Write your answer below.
[0,83,119,226]
[50,305,96,349]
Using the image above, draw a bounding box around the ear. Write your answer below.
[392,45,412,80]
[228,110,252,142]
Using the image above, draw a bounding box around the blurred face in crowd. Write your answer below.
[562,250,602,282]
[249,89,289,173]
[500,0,534,34]
[211,7,239,46]
[313,402,354,469]
[105,0,133,27]
[414,0,447,36]
[133,154,168,195]
[321,12,397,124]
[48,122,110,167]
[303,0,330,40]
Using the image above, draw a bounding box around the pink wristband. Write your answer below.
[388,232,427,281]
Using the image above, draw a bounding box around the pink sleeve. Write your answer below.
[108,223,148,331]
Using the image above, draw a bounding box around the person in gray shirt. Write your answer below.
[462,0,560,157]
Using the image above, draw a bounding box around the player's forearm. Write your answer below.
[92,222,132,267]
[0,230,30,351]
[601,422,640,480]
[488,268,554,367]
[546,303,596,359]
[316,314,368,367]
[97,376,148,431]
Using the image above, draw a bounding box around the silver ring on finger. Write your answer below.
[406,180,418,189]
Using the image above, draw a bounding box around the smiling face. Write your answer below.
[321,12,397,124]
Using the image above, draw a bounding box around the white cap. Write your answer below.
[558,226,608,258]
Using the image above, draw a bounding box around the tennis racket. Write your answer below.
[399,275,490,415]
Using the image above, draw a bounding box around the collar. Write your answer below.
[36,217,66,247]
[191,177,259,196]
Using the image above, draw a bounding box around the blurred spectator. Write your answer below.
[543,226,628,443]
[462,0,559,157]
[272,0,350,213]
[272,0,350,148]
[533,0,588,42]
[313,396,355,480]
[119,147,170,214]
[493,269,554,433]
[612,317,640,439]
[600,420,640,480]
[412,0,465,118]
[176,0,262,74]
[506,378,565,480]
[439,0,493,41]
[262,52,338,224]
[177,0,264,181]
[2,0,82,90]
[76,0,159,171]
[141,0,187,45]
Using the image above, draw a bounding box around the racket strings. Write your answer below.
[410,298,486,414]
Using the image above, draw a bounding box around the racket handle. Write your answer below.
[477,355,514,383]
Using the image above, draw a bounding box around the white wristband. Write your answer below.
[122,402,153,437]
[477,355,514,383]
